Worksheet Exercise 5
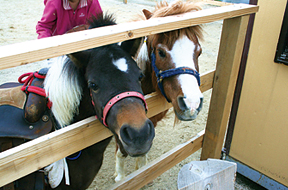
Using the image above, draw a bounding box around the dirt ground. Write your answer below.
[0,0,224,189]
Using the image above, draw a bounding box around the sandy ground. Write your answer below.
[0,0,227,189]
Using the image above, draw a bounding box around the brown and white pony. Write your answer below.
[114,0,204,182]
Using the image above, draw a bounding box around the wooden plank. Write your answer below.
[200,15,250,160]
[110,130,205,190]
[0,72,214,187]
[0,4,258,70]
[202,0,233,7]
[145,92,171,118]
[200,70,215,93]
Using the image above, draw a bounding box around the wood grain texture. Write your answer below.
[201,15,250,160]
[0,4,258,70]
[200,70,215,93]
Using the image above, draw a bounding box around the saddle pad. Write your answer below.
[0,105,52,139]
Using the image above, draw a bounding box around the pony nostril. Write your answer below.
[147,120,155,140]
[120,125,133,145]
[177,96,202,115]
[197,97,204,112]
[177,96,189,111]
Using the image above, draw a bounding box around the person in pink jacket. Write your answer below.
[36,0,102,39]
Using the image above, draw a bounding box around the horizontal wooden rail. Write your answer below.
[0,4,258,70]
[110,130,205,190]
[202,0,233,6]
[0,71,214,187]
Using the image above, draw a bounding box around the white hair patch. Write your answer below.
[136,41,149,72]
[113,58,128,72]
[170,36,197,69]
[170,36,203,111]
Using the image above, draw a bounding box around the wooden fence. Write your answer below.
[0,3,258,189]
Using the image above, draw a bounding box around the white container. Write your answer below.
[178,159,237,190]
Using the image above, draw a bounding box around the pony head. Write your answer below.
[45,13,155,157]
[137,1,204,121]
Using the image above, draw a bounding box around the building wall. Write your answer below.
[229,0,288,186]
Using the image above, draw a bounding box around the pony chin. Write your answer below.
[122,143,152,157]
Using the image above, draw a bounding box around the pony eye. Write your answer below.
[157,49,166,58]
[139,73,144,81]
[88,81,99,92]
[198,49,202,57]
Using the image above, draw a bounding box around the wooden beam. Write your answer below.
[0,4,258,70]
[110,130,205,190]
[0,72,214,187]
[200,70,215,93]
[202,0,233,7]
[200,15,250,160]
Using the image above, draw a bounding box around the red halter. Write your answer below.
[92,91,148,127]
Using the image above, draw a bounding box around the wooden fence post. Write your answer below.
[201,15,250,160]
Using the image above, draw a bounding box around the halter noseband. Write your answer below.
[151,51,201,103]
[92,91,148,127]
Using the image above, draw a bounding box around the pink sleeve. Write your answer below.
[87,0,103,18]
[36,1,57,39]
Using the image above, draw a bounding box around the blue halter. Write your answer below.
[151,51,201,103]
[66,151,82,161]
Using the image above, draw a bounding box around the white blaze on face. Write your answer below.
[113,58,128,72]
[169,36,203,113]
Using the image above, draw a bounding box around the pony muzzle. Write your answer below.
[120,120,155,157]
[175,97,203,121]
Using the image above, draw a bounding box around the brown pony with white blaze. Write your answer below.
[114,0,204,182]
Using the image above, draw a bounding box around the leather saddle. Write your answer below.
[0,68,53,140]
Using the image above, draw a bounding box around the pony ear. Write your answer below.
[68,51,91,68]
[143,9,153,20]
[120,37,144,57]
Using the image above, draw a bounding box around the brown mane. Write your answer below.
[141,0,204,45]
